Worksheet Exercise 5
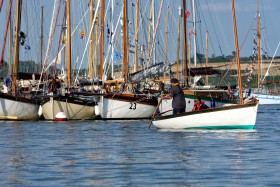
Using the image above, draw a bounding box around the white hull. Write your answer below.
[153,102,258,129]
[253,93,280,104]
[41,97,96,120]
[0,97,39,120]
[99,96,157,119]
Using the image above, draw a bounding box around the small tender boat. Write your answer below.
[152,101,259,130]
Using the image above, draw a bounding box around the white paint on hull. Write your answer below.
[42,99,95,120]
[0,98,39,120]
[99,97,156,119]
[153,103,258,129]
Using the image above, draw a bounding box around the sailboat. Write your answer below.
[241,3,280,105]
[156,0,237,116]
[98,0,158,119]
[0,0,40,120]
[40,0,100,120]
[249,2,280,105]
[150,0,259,130]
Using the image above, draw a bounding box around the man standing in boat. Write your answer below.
[162,78,186,114]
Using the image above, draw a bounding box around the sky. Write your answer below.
[1,0,280,71]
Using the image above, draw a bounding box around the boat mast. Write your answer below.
[205,31,209,85]
[134,0,139,72]
[122,0,128,82]
[99,0,105,80]
[147,3,153,67]
[0,0,12,66]
[176,7,181,80]
[0,0,3,12]
[152,0,156,65]
[40,6,44,72]
[257,1,261,88]
[182,0,189,86]
[163,6,170,82]
[111,0,114,77]
[231,0,243,104]
[66,0,72,88]
[94,2,99,78]
[88,0,94,78]
[192,0,197,67]
[12,0,22,96]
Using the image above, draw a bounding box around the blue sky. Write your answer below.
[0,0,280,69]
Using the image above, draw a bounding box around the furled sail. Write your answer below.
[128,62,173,83]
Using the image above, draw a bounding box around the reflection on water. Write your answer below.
[0,107,280,186]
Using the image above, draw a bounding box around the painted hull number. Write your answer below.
[129,102,137,110]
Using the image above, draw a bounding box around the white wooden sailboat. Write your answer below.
[151,0,259,130]
[0,0,39,120]
[153,102,258,129]
[40,0,100,120]
[100,92,158,119]
[248,3,280,105]
[99,0,158,119]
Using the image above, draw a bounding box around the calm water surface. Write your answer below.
[0,105,280,186]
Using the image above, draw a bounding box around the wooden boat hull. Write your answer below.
[41,96,97,120]
[0,93,39,120]
[99,93,158,119]
[153,102,258,129]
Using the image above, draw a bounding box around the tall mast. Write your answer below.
[257,1,261,88]
[147,3,153,66]
[88,0,94,78]
[99,0,105,80]
[111,0,114,77]
[122,0,128,82]
[66,0,72,87]
[205,31,209,85]
[94,3,99,77]
[182,0,189,86]
[40,6,44,72]
[231,0,243,104]
[8,8,13,75]
[0,0,13,66]
[134,0,139,72]
[152,0,156,64]
[163,6,170,82]
[0,0,3,12]
[12,0,22,96]
[176,8,181,80]
[192,0,197,67]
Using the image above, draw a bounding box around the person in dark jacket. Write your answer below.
[162,78,186,114]
[192,96,209,111]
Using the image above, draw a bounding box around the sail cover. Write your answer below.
[128,62,173,83]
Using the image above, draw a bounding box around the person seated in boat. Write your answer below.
[192,96,209,111]
[161,78,186,114]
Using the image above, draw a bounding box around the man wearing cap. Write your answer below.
[162,78,186,114]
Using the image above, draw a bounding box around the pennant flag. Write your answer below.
[189,30,196,35]
[24,44,31,50]
[185,11,190,19]
[79,29,85,39]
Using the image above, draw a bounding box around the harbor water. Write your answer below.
[0,105,279,186]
